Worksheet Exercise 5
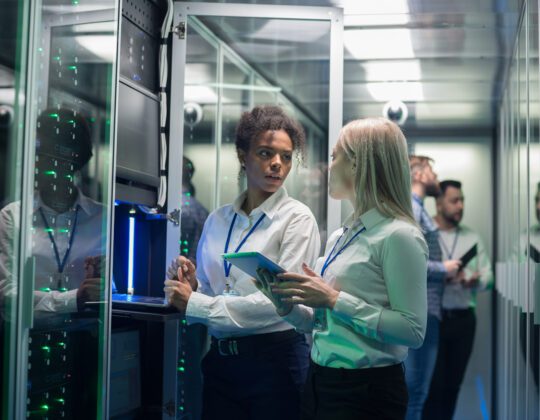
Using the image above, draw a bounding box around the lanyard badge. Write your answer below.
[320,225,366,276]
[39,205,80,289]
[222,212,266,295]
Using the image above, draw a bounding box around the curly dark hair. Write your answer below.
[235,105,306,164]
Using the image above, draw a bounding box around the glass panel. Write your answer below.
[182,17,218,220]
[185,15,331,241]
[530,0,540,416]
[22,2,118,418]
[0,1,30,417]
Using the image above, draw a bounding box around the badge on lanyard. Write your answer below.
[222,212,266,296]
[39,206,80,291]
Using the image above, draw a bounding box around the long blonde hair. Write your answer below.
[337,117,415,224]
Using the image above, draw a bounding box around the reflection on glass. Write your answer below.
[0,0,28,416]
[529,0,540,416]
[0,2,118,418]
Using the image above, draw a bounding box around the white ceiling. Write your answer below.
[187,0,525,130]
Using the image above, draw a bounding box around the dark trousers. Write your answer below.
[519,312,540,388]
[423,308,476,420]
[201,330,309,420]
[302,362,408,420]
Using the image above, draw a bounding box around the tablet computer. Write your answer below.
[222,251,285,279]
[459,244,478,269]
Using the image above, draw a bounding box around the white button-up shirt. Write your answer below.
[186,187,321,338]
[0,191,104,313]
[285,208,428,369]
[438,224,493,310]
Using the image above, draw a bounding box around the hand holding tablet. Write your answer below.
[222,252,292,315]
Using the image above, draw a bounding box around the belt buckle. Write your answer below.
[217,339,239,356]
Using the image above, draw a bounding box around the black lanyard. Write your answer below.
[39,205,80,275]
[223,212,266,278]
[439,228,460,260]
[321,225,366,276]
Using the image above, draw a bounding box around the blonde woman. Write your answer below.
[256,117,428,419]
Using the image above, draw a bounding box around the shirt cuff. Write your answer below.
[332,291,382,339]
[283,305,311,332]
[64,289,78,312]
[185,291,212,325]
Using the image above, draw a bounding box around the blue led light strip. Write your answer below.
[128,217,135,294]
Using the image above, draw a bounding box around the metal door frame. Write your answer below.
[166,2,344,273]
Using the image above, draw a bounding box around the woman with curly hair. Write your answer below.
[164,105,321,419]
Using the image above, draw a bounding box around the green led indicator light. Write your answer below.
[41,346,51,352]
[40,404,49,411]
[48,113,59,118]
[185,201,190,206]
[179,406,185,411]
[55,398,65,404]
[67,66,77,70]
[180,358,185,364]
[186,192,191,197]
[58,342,66,347]
[72,0,79,4]
[182,319,187,325]
[40,287,51,292]
[44,228,54,233]
[183,241,188,245]
[58,288,68,293]
[38,47,43,52]
[177,366,185,372]
[59,228,69,233]
[53,56,61,61]
[183,248,188,253]
[44,170,56,176]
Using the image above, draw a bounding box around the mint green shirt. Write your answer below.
[285,208,428,369]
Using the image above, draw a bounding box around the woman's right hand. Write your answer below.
[254,268,293,316]
[167,256,198,291]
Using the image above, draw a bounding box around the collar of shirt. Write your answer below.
[232,187,288,220]
[412,192,424,206]
[33,188,95,217]
[342,207,388,232]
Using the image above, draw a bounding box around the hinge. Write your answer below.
[167,208,181,226]
[172,21,186,39]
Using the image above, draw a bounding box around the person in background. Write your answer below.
[0,108,104,315]
[164,105,321,420]
[257,117,428,420]
[423,180,493,420]
[405,156,462,420]
[180,156,209,264]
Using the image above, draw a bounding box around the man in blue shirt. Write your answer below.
[405,156,461,420]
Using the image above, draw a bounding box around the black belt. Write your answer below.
[311,362,405,381]
[442,308,474,319]
[210,329,299,357]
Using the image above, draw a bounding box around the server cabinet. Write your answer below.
[0,0,121,418]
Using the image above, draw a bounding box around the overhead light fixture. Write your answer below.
[77,35,116,62]
[344,29,414,60]
[364,60,422,82]
[344,14,409,27]
[184,85,219,104]
[248,20,329,43]
[367,82,424,102]
[335,0,409,15]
